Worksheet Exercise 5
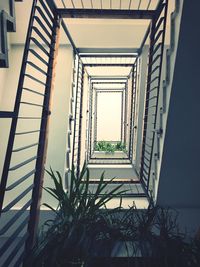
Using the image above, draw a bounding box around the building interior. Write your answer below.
[0,0,200,266]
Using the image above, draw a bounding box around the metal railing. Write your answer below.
[66,54,77,179]
[140,0,168,195]
[129,59,139,161]
[0,0,59,265]
[71,59,84,176]
[88,81,94,160]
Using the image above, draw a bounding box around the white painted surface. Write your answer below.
[154,0,200,234]
[0,68,7,108]
[92,151,128,159]
[105,197,149,209]
[134,46,149,173]
[0,42,73,209]
[43,44,73,207]
[87,164,139,180]
[154,0,184,201]
[80,71,89,169]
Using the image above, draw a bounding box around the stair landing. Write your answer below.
[86,164,148,208]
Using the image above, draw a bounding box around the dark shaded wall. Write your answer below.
[157,0,200,232]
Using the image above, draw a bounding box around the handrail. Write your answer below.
[0,111,15,118]
[71,60,84,176]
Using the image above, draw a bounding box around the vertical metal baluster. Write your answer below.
[25,13,60,255]
[94,89,98,148]
[129,66,135,160]
[121,90,124,143]
[140,19,156,189]
[124,82,128,145]
[89,83,94,159]
[72,59,80,171]
[77,67,84,176]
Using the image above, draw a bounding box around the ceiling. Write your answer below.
[10,0,175,48]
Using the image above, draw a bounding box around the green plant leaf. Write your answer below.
[42,203,58,214]
[43,187,59,200]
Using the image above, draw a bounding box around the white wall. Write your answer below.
[0,42,73,210]
[155,0,200,234]
[134,46,149,173]
[80,71,89,170]
[0,45,23,187]
[157,0,200,207]
[0,68,7,108]
[126,77,132,150]
[0,1,10,14]
[151,0,184,200]
[42,44,73,207]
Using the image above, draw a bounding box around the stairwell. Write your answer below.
[1,0,199,265]
[87,164,149,208]
[66,56,149,208]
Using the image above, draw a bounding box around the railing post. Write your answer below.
[129,60,138,161]
[124,82,128,145]
[94,89,98,146]
[24,14,61,255]
[140,18,156,192]
[72,59,80,171]
[89,83,94,159]
[77,67,84,176]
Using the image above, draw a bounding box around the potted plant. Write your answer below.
[25,164,200,266]
[24,162,127,266]
[94,141,127,154]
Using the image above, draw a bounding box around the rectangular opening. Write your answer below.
[96,91,122,142]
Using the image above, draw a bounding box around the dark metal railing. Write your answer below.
[93,90,98,146]
[0,0,59,265]
[88,81,94,160]
[128,59,138,161]
[123,81,128,145]
[84,76,91,164]
[66,54,77,177]
[72,59,84,176]
[140,0,168,195]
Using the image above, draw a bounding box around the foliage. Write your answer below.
[115,141,126,152]
[25,164,200,267]
[24,162,127,266]
[104,142,115,153]
[124,202,200,266]
[95,141,126,153]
